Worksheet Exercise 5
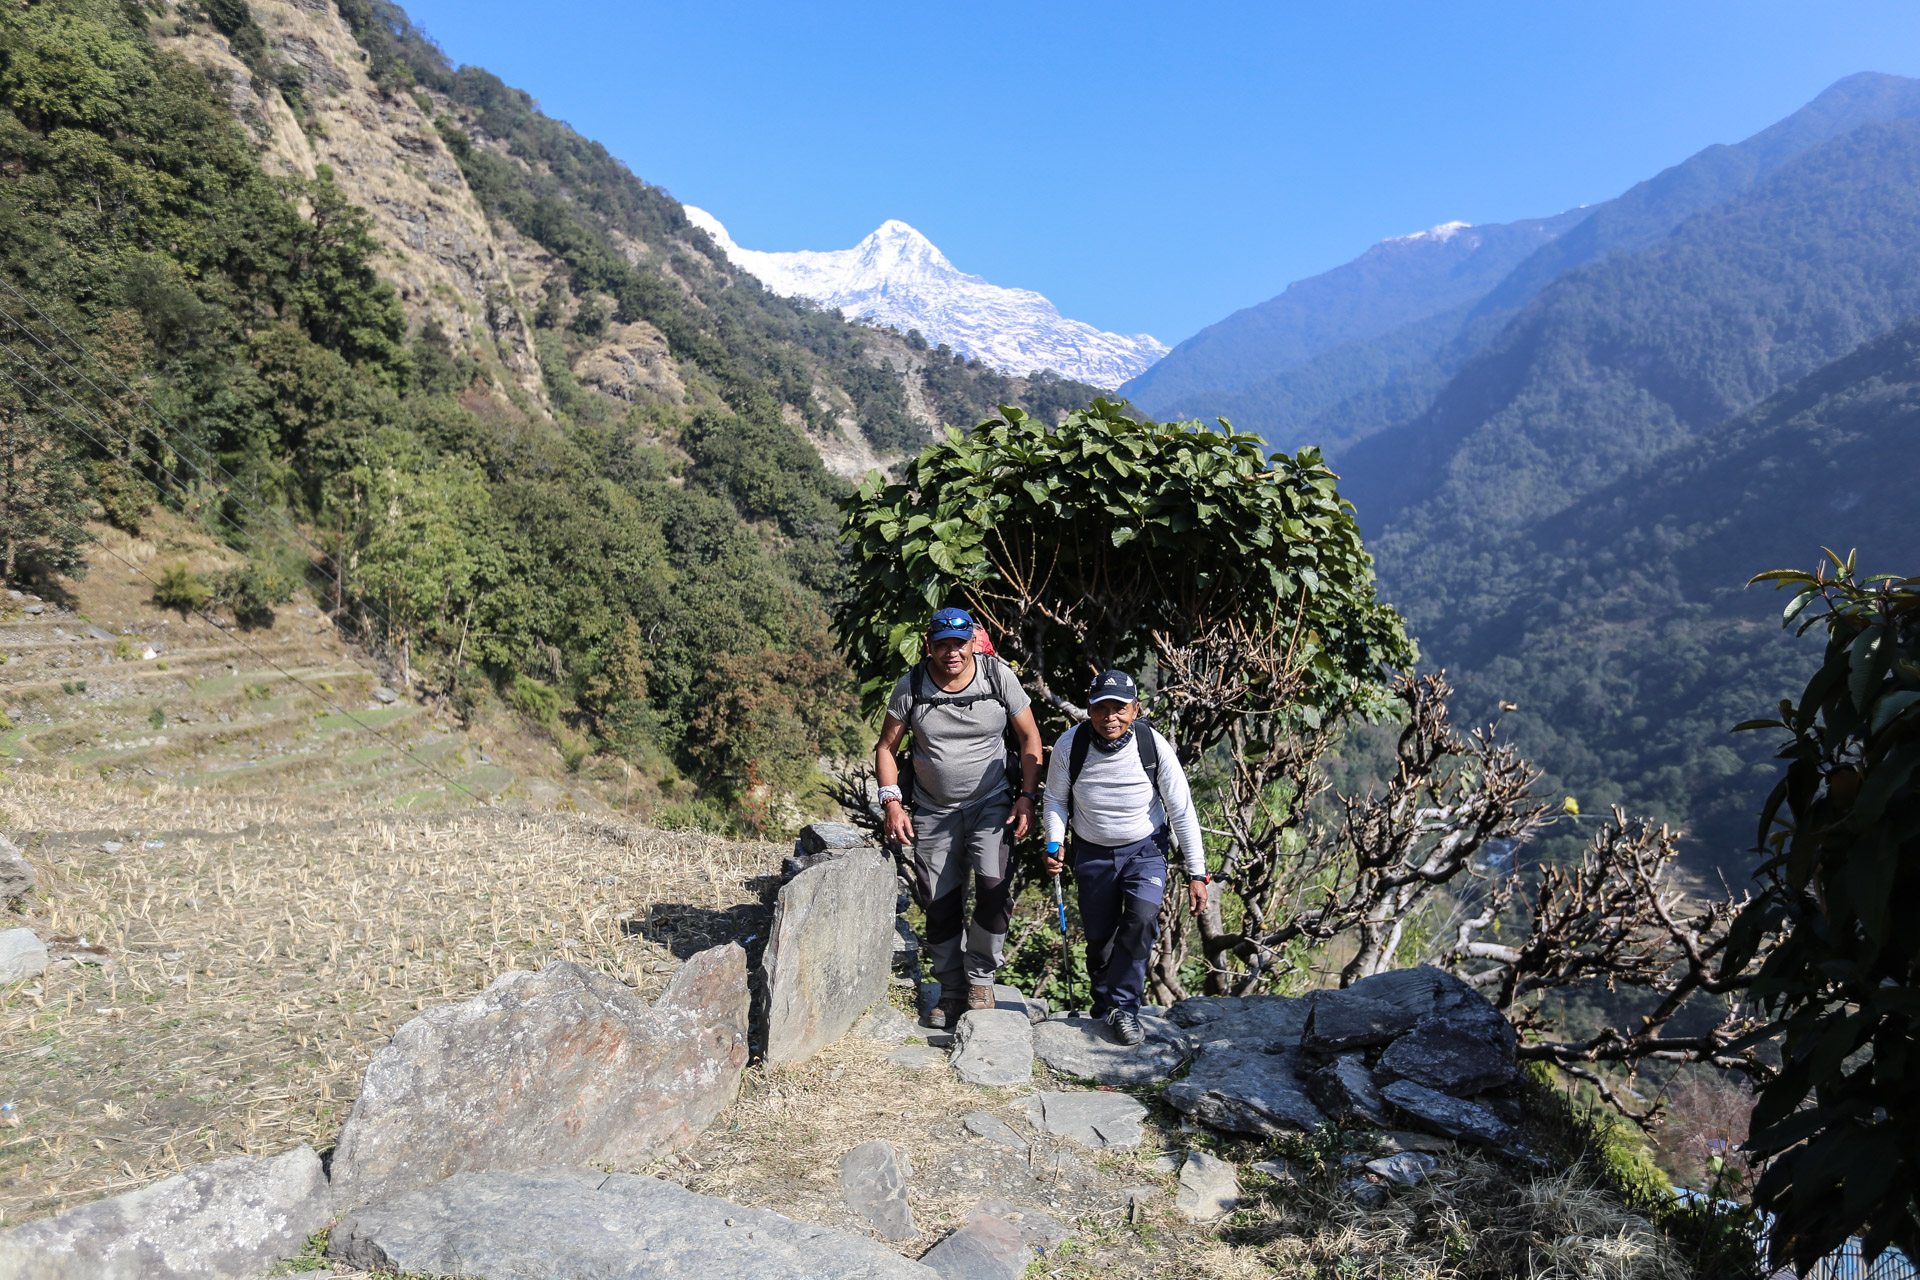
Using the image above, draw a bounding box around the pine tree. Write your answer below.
[0,393,94,586]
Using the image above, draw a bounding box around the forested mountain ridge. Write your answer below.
[1337,112,1920,874]
[1355,115,1920,620]
[1134,72,1920,459]
[1434,319,1920,869]
[0,0,1097,829]
[1121,210,1585,413]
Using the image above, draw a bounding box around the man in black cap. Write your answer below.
[874,607,1044,1028]
[1042,669,1208,1045]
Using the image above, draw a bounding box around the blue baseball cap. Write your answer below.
[1088,669,1139,705]
[928,607,975,643]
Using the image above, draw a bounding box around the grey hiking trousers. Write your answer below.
[909,791,1014,998]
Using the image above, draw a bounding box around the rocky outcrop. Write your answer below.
[762,839,898,1066]
[575,321,687,404]
[1166,1044,1327,1136]
[0,1146,331,1280]
[156,0,546,404]
[1165,965,1523,1143]
[329,947,749,1210]
[330,1167,937,1279]
[1380,1080,1526,1154]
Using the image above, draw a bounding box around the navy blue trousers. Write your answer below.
[1071,830,1169,1014]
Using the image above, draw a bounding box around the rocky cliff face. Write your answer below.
[150,0,1107,477]
[154,0,547,407]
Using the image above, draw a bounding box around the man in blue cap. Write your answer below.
[874,607,1044,1029]
[1042,669,1209,1046]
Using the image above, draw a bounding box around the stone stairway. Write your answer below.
[1,578,516,810]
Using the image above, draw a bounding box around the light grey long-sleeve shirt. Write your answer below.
[1043,723,1207,878]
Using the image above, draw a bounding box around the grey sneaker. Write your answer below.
[1108,1008,1145,1046]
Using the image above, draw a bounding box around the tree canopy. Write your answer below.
[834,399,1413,741]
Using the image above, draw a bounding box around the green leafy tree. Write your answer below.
[1726,557,1920,1272]
[836,398,1411,728]
[836,399,1414,995]
[0,395,92,585]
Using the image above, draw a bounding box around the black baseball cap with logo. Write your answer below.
[1087,669,1138,706]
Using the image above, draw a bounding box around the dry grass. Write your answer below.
[0,771,785,1226]
[1,769,1711,1279]
[1201,1146,1687,1280]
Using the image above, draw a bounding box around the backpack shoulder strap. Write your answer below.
[983,653,1006,708]
[1137,725,1163,801]
[1066,723,1094,819]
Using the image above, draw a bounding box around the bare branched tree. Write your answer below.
[1449,807,1769,1121]
[1149,671,1553,1002]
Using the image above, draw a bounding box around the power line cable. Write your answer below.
[0,366,492,806]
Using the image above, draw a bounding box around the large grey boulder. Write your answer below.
[1164,993,1310,1049]
[949,1009,1033,1087]
[763,847,898,1066]
[0,835,32,901]
[0,1145,330,1280]
[1032,1015,1188,1085]
[1305,1054,1391,1126]
[1381,1080,1525,1154]
[0,929,47,984]
[1166,1045,1326,1136]
[1012,1091,1148,1150]
[330,1167,936,1279]
[1375,990,1520,1097]
[329,947,748,1210]
[840,1139,916,1241]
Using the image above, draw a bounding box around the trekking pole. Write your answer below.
[1052,868,1076,1013]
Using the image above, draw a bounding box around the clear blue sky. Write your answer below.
[397,0,1920,344]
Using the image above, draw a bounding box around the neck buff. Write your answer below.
[1091,726,1135,754]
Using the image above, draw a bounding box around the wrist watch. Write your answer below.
[1020,790,1037,802]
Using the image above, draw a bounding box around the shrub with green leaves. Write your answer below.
[1727,557,1920,1271]
[215,563,292,629]
[834,398,1412,732]
[151,562,209,614]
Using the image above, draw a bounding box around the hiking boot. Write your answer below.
[1108,1008,1145,1046]
[967,984,996,1012]
[929,996,968,1029]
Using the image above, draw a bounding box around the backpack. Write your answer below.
[895,654,1020,807]
[1064,722,1164,829]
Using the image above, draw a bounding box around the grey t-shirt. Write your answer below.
[887,656,1032,811]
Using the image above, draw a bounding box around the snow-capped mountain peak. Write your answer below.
[1387,220,1474,245]
[684,206,1166,389]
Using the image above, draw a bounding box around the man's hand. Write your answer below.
[1188,877,1209,916]
[1007,795,1034,839]
[1043,845,1065,876]
[883,800,914,846]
